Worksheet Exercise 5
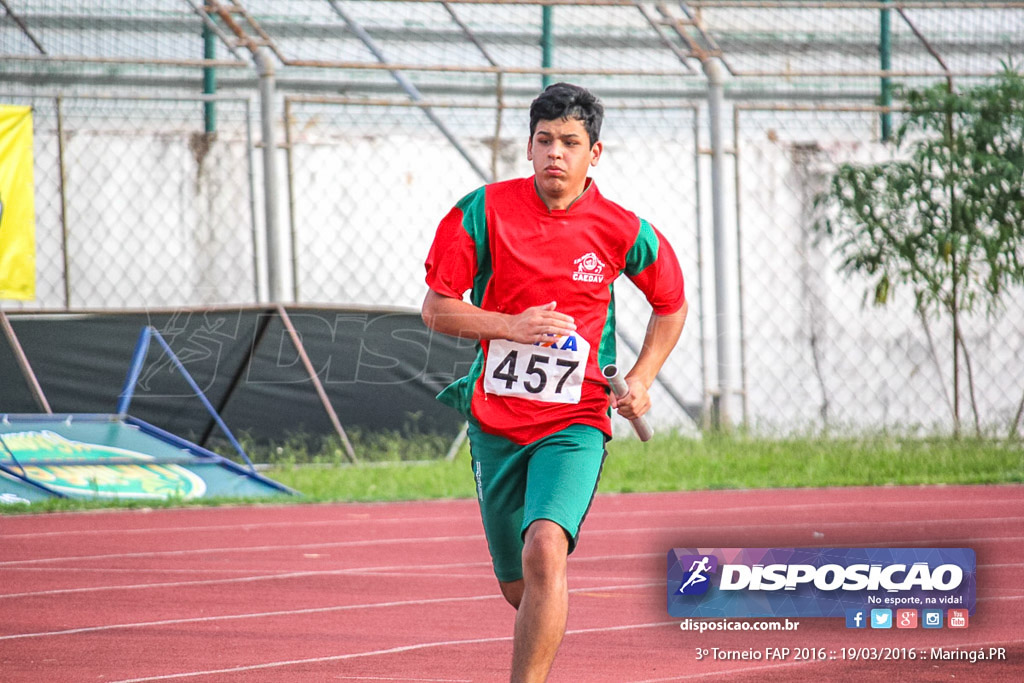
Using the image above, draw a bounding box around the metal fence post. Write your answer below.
[55,95,71,309]
[255,48,291,303]
[703,57,734,429]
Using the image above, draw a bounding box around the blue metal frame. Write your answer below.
[0,431,26,475]
[0,325,300,501]
[118,325,255,471]
[117,326,152,415]
[0,428,70,498]
[0,413,298,498]
[0,462,70,498]
[125,415,296,496]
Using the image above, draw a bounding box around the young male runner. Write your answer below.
[421,83,687,682]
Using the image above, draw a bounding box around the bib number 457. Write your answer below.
[484,336,589,404]
[492,351,579,394]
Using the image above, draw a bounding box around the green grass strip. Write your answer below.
[4,434,1021,514]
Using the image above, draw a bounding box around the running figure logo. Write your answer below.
[677,554,718,595]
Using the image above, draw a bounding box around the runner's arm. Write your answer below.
[613,301,688,420]
[421,289,576,344]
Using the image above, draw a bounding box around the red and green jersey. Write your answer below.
[425,176,685,444]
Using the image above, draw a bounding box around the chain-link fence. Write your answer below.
[3,1,1023,437]
[2,94,259,309]
[734,105,1024,435]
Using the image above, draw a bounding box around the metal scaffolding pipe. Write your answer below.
[203,23,217,134]
[255,48,291,303]
[703,57,734,429]
[327,0,492,183]
[0,312,52,413]
[541,6,554,89]
[880,0,893,140]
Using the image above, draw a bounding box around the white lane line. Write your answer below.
[0,566,492,599]
[0,551,654,599]
[4,556,1023,579]
[596,496,1024,518]
[105,621,678,683]
[3,556,1020,601]
[3,496,1021,540]
[0,595,499,642]
[0,514,476,540]
[2,586,1019,643]
[0,533,486,567]
[329,678,471,682]
[1,566,281,575]
[4,516,1024,568]
[0,582,664,641]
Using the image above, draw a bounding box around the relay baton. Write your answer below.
[602,364,653,442]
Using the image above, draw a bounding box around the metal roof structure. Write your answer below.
[3,1,1022,104]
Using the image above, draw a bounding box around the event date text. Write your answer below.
[842,647,918,660]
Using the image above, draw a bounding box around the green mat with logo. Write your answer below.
[0,414,294,503]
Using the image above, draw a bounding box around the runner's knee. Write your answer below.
[521,521,569,585]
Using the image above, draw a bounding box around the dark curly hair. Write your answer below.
[529,82,604,147]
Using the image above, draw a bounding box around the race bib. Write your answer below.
[483,334,590,404]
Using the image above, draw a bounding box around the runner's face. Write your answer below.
[527,117,602,209]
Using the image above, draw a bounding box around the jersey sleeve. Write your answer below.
[424,187,486,300]
[624,219,686,315]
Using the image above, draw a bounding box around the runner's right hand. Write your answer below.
[506,301,576,344]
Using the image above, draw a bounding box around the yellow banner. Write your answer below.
[0,105,37,301]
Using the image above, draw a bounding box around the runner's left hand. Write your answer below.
[611,375,651,420]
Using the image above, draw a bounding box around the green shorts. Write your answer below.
[468,423,607,583]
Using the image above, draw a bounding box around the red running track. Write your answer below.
[1,485,1022,682]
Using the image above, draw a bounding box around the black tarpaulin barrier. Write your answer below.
[0,306,476,460]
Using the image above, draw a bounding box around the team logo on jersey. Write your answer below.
[573,252,605,283]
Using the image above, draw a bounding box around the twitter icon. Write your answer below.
[870,609,893,629]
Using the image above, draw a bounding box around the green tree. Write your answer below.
[814,67,1024,436]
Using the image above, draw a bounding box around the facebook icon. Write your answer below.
[846,608,867,629]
